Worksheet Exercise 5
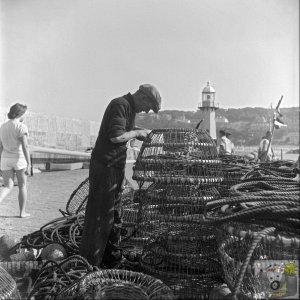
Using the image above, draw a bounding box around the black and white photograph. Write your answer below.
[0,0,299,299]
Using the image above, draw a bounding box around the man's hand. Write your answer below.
[135,129,150,141]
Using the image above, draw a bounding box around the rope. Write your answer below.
[28,255,95,300]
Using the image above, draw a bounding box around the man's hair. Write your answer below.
[219,129,226,136]
[8,103,27,119]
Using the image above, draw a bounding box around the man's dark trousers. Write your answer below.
[79,159,124,266]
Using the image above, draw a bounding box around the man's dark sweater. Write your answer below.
[91,93,136,168]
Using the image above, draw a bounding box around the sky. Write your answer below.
[0,0,299,121]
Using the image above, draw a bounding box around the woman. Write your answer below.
[0,103,31,217]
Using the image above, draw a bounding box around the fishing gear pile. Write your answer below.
[204,160,300,299]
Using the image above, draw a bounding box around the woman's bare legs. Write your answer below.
[15,168,30,218]
[0,170,14,203]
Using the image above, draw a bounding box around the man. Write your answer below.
[79,84,162,267]
[225,131,234,155]
[258,130,275,162]
[219,129,233,155]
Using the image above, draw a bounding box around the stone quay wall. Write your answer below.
[0,107,100,151]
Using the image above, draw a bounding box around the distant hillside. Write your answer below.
[136,107,299,146]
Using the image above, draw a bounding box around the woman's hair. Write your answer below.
[7,103,27,119]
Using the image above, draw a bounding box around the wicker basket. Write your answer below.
[57,269,174,300]
[216,222,300,299]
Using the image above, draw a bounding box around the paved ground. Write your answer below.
[0,163,137,241]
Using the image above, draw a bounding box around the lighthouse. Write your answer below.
[198,82,219,140]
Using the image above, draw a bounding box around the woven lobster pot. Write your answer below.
[146,183,220,206]
[139,183,221,223]
[57,269,174,300]
[138,223,220,275]
[121,203,139,239]
[122,203,139,224]
[216,222,300,299]
[65,176,134,216]
[0,266,20,300]
[122,212,212,249]
[138,222,217,249]
[133,128,223,184]
[131,128,224,298]
[142,232,220,273]
[135,221,199,243]
[219,169,245,197]
[121,220,166,248]
[66,177,89,215]
[140,254,222,300]
[0,260,45,277]
[120,220,216,259]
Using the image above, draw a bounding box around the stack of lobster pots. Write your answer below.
[131,128,224,299]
